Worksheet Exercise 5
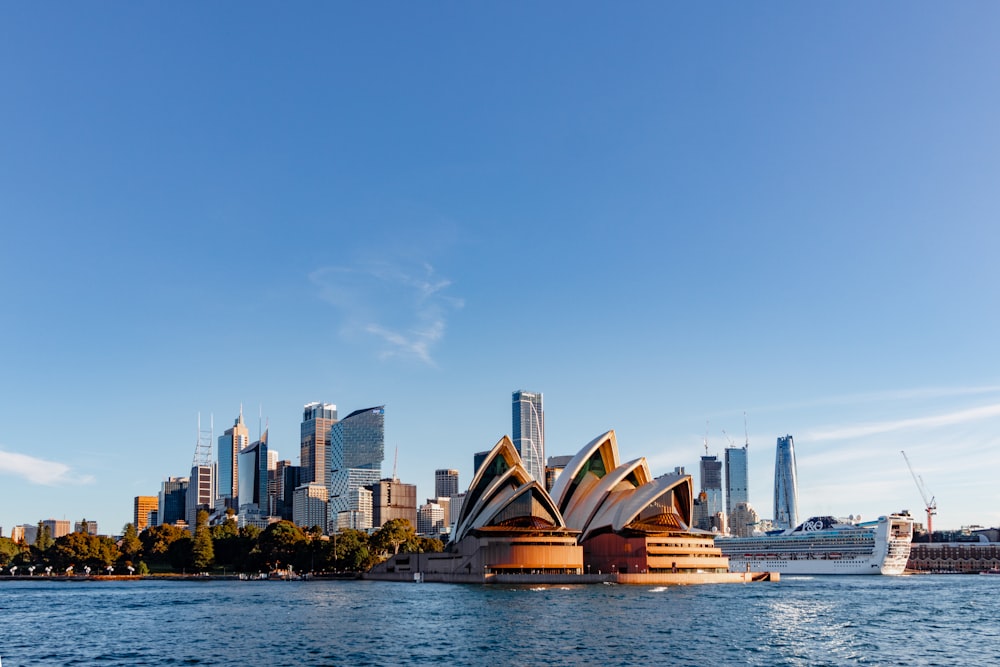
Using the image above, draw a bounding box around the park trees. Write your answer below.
[191,511,214,570]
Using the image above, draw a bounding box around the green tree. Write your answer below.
[119,523,142,564]
[33,522,53,551]
[139,524,188,564]
[191,510,214,570]
[333,529,372,572]
[0,536,24,567]
[51,532,120,570]
[255,521,306,571]
[370,519,416,561]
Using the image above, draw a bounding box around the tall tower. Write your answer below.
[435,469,460,499]
[301,402,337,487]
[238,430,269,519]
[328,406,385,531]
[187,413,216,530]
[512,390,544,483]
[699,454,723,528]
[217,409,249,507]
[725,446,749,521]
[773,434,799,531]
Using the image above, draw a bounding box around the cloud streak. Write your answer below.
[311,259,463,365]
[0,449,95,485]
[805,402,1000,441]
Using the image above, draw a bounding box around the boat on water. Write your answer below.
[716,512,914,575]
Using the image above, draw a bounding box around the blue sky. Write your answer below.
[2,4,999,536]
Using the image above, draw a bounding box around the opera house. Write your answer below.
[367,431,775,585]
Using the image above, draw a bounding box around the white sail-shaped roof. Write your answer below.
[549,430,620,515]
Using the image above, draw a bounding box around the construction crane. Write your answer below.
[901,450,937,542]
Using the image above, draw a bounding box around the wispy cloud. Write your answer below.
[805,402,1000,441]
[311,259,463,365]
[0,449,95,485]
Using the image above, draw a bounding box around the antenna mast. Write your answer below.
[744,411,750,448]
[193,412,214,467]
[392,446,399,481]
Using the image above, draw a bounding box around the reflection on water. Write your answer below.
[1,576,999,666]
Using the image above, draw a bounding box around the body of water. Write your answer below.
[2,575,998,666]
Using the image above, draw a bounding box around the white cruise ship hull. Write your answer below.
[717,513,914,576]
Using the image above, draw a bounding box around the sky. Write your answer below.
[2,3,999,537]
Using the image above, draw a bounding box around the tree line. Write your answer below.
[0,512,443,575]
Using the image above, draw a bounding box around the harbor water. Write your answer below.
[2,575,999,666]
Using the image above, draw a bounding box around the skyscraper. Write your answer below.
[218,410,249,507]
[328,406,385,531]
[158,476,188,526]
[773,434,799,531]
[134,495,158,531]
[699,454,723,529]
[725,445,749,523]
[238,430,269,520]
[435,469,459,499]
[369,478,417,529]
[301,402,337,488]
[186,464,215,530]
[512,390,544,482]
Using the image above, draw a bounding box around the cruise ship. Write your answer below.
[716,512,914,575]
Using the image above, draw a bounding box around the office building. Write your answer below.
[699,454,723,530]
[293,483,328,530]
[545,455,573,492]
[41,519,71,539]
[448,492,465,531]
[435,469,460,499]
[335,487,373,531]
[218,410,250,507]
[134,495,158,531]
[11,524,38,545]
[512,390,544,482]
[74,520,98,535]
[473,450,490,475]
[301,402,337,488]
[417,502,445,535]
[186,464,215,531]
[773,435,799,531]
[369,478,417,529]
[328,406,384,531]
[274,462,300,521]
[729,502,759,538]
[725,445,749,526]
[158,476,188,526]
[238,431,269,517]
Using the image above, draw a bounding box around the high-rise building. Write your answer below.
[545,455,573,492]
[328,406,384,532]
[74,520,98,535]
[218,410,250,507]
[41,519,70,539]
[435,469,459,499]
[473,450,490,474]
[417,502,445,535]
[238,431,269,521]
[275,462,300,521]
[369,478,417,529]
[301,402,337,488]
[725,446,749,523]
[773,434,799,531]
[729,502,759,538]
[512,390,544,482]
[186,465,215,531]
[158,477,188,526]
[134,495,158,532]
[699,454,723,529]
[293,483,328,530]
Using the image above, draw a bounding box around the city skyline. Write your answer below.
[3,5,1000,535]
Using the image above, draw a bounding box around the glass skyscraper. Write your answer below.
[725,446,749,519]
[512,390,544,483]
[773,434,799,531]
[238,431,269,515]
[328,406,385,531]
